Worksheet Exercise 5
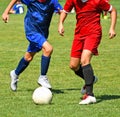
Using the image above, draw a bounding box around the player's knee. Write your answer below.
[69,63,78,71]
[81,59,90,66]
[44,46,53,56]
[24,52,36,62]
[24,56,33,62]
[48,46,53,54]
[24,55,33,62]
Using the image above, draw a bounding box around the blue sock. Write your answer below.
[41,55,51,75]
[15,57,29,75]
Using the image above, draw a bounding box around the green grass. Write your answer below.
[0,0,120,117]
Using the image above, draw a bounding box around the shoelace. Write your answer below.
[44,77,49,83]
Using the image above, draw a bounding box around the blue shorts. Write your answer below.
[26,33,46,52]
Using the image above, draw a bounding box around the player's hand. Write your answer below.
[109,29,116,39]
[58,23,64,36]
[2,13,9,23]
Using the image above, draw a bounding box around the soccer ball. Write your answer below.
[32,87,52,105]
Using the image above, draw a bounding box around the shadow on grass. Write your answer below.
[96,95,120,103]
[25,88,120,103]
[51,88,80,94]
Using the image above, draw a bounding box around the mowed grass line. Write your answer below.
[0,1,120,117]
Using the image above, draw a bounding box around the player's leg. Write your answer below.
[79,33,101,104]
[38,41,53,88]
[10,52,36,91]
[41,41,53,76]
[15,52,36,75]
[79,49,97,104]
[81,50,94,95]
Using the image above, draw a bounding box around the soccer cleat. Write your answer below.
[79,94,96,105]
[10,70,18,91]
[38,75,52,89]
[81,76,98,95]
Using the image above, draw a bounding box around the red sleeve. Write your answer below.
[63,0,74,13]
[98,0,111,11]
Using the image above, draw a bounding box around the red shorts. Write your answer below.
[71,34,101,58]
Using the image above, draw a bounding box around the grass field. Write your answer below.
[0,0,120,117]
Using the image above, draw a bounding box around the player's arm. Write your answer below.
[109,6,117,39]
[2,0,18,23]
[58,10,68,36]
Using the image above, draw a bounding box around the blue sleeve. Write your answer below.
[53,0,63,13]
[21,0,35,5]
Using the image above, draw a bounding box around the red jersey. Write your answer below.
[63,0,112,39]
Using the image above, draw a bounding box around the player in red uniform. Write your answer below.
[58,0,117,104]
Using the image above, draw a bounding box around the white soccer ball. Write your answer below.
[32,87,52,104]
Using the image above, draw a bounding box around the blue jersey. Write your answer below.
[21,0,62,37]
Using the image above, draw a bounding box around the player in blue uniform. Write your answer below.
[2,0,62,91]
